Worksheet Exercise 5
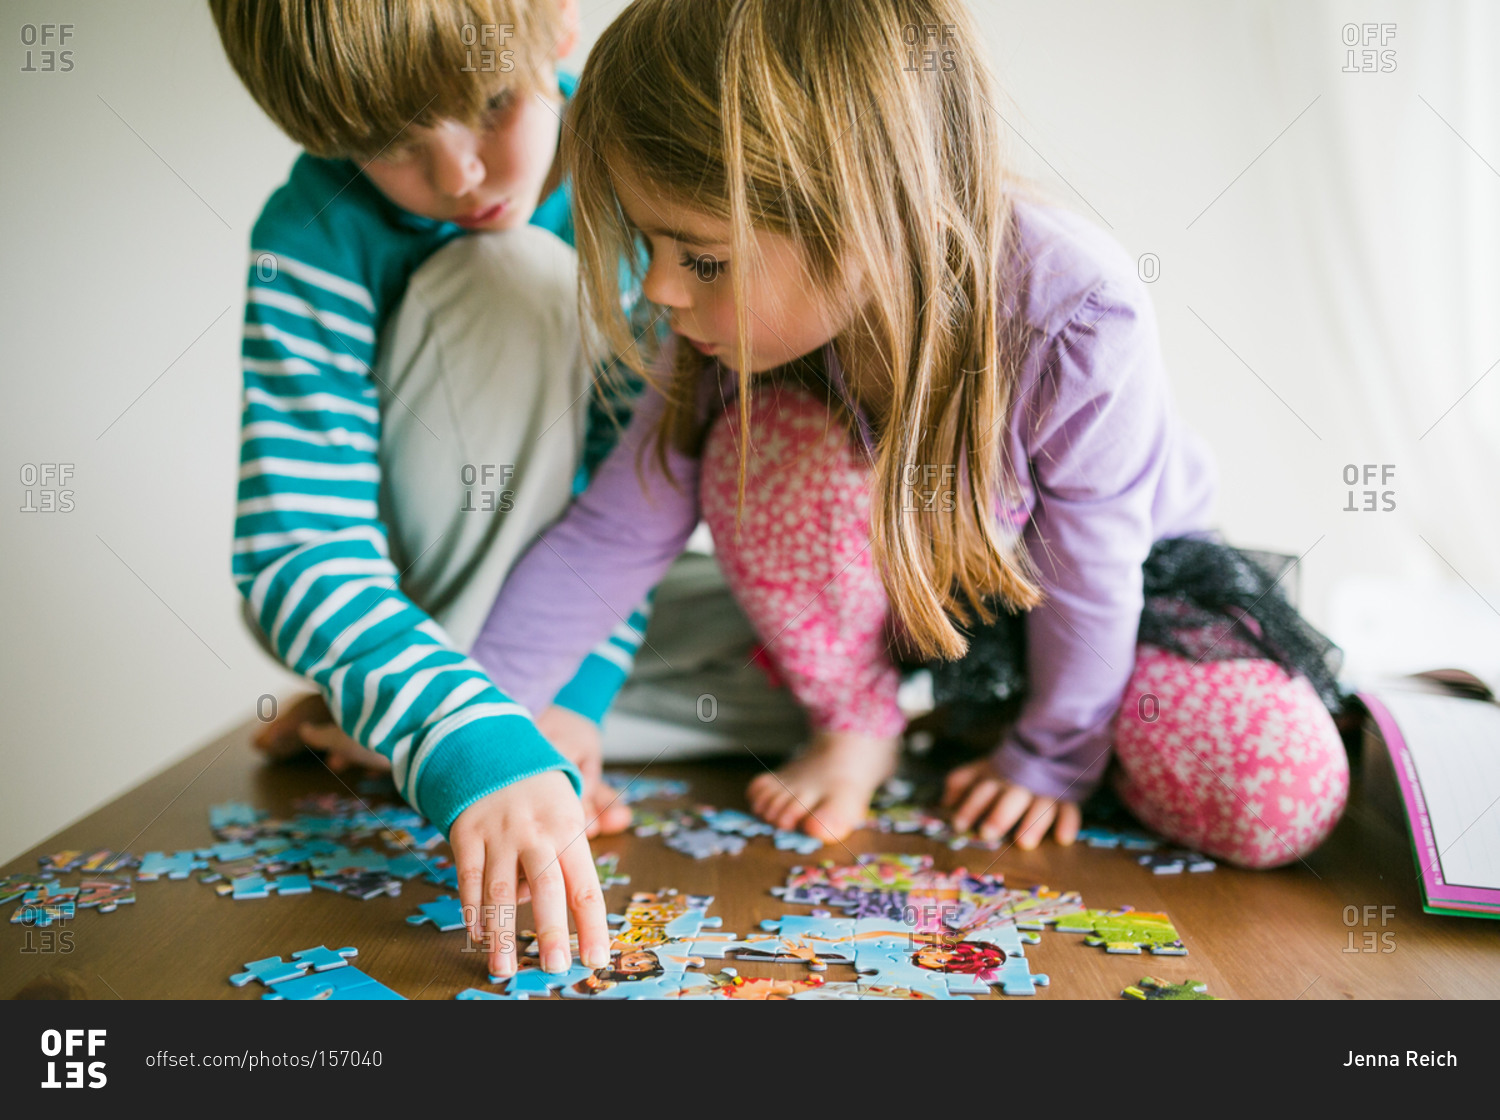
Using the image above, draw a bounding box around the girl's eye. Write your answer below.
[485,90,517,116]
[679,251,727,283]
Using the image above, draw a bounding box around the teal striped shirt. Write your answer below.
[232,78,646,832]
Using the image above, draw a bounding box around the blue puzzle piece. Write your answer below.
[943,954,1051,997]
[424,863,459,890]
[263,966,404,1001]
[699,808,774,838]
[230,876,271,900]
[310,849,390,876]
[386,854,428,880]
[559,971,713,1000]
[230,956,311,988]
[210,802,266,831]
[406,895,465,932]
[665,828,746,859]
[272,874,311,895]
[773,830,824,855]
[197,841,258,863]
[292,945,359,971]
[504,962,597,999]
[138,851,209,881]
[1077,826,1158,851]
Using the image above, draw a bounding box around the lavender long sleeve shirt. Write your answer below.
[472,201,1218,800]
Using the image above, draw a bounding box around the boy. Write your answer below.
[213,0,629,977]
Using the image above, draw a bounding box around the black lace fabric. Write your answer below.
[918,535,1348,732]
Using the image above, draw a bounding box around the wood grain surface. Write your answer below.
[2,718,1496,1000]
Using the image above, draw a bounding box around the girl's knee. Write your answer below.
[1112,650,1349,869]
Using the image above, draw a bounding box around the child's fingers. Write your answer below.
[951,776,1005,833]
[453,837,486,952]
[979,784,1033,842]
[521,846,572,974]
[555,839,610,970]
[482,847,520,979]
[941,762,984,808]
[1014,798,1056,850]
[1055,802,1082,845]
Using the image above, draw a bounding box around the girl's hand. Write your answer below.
[533,705,632,837]
[941,759,1081,849]
[251,692,390,773]
[449,771,611,979]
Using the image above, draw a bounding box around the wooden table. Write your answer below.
[3,717,1497,1000]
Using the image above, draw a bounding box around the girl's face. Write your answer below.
[616,173,862,374]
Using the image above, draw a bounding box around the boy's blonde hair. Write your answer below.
[569,0,1044,661]
[210,0,565,159]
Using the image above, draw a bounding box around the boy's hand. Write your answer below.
[942,759,1081,849]
[450,771,610,979]
[251,691,389,773]
[534,705,632,837]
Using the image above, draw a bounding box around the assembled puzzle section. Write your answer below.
[229,945,404,1000]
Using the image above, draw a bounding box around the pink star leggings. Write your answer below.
[700,386,1348,869]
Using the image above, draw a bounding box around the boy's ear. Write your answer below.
[553,0,581,60]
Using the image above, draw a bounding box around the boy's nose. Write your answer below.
[429,126,487,198]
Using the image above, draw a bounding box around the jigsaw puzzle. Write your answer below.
[230,945,403,999]
[1077,826,1160,850]
[665,828,746,859]
[594,852,629,890]
[407,895,466,932]
[1122,976,1219,1000]
[1138,850,1217,874]
[1051,908,1188,955]
[137,851,209,881]
[603,773,690,804]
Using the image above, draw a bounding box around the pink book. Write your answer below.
[1359,673,1500,918]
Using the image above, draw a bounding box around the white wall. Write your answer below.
[2,0,1495,861]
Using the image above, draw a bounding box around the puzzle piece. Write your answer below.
[629,807,698,837]
[797,982,974,1001]
[37,850,85,873]
[386,853,428,880]
[262,966,404,1000]
[665,828,746,859]
[424,862,459,890]
[75,879,136,912]
[77,849,138,873]
[310,848,390,876]
[772,830,824,855]
[603,773,690,804]
[271,874,312,895]
[210,801,267,833]
[502,962,597,1000]
[1053,908,1188,955]
[230,876,272,900]
[0,874,52,905]
[1122,976,1218,1000]
[314,870,402,900]
[406,895,466,932]
[1138,850,1217,874]
[196,841,259,863]
[292,945,359,971]
[137,851,209,881]
[697,970,831,999]
[594,852,629,890]
[1077,826,1159,851]
[230,955,314,988]
[697,807,774,838]
[10,899,76,927]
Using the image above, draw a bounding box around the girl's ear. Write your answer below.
[552,0,581,61]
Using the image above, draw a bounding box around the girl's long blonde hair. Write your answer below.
[568,0,1043,660]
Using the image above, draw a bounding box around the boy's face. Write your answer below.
[361,78,564,231]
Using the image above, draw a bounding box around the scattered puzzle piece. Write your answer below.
[594,852,629,890]
[1138,850,1217,874]
[603,773,690,804]
[407,895,466,932]
[665,828,746,859]
[1077,826,1159,851]
[1122,976,1219,1000]
[262,966,404,1000]
[137,851,209,881]
[773,830,823,855]
[1053,908,1188,955]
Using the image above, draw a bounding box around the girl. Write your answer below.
[471,0,1350,868]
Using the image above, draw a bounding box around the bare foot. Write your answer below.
[747,731,901,842]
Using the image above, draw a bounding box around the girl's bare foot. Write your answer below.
[747,731,901,842]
